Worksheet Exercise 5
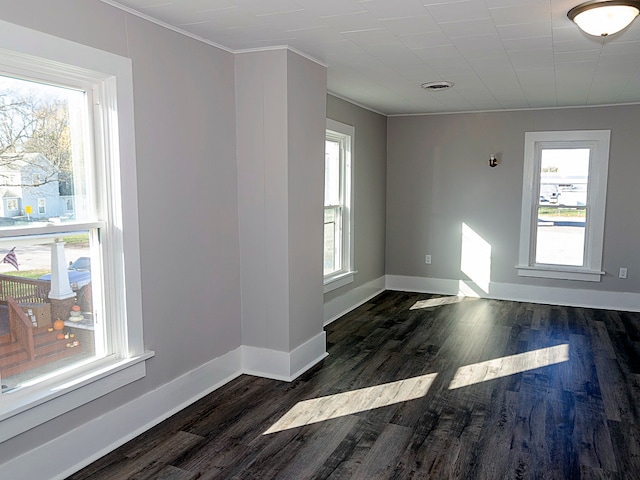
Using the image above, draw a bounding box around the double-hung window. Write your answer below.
[324,119,355,293]
[0,19,149,443]
[517,130,610,282]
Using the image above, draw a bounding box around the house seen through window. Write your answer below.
[0,74,98,391]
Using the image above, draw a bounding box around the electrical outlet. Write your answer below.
[619,267,628,279]
[425,255,431,264]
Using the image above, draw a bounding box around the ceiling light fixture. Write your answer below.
[421,81,454,91]
[568,0,640,36]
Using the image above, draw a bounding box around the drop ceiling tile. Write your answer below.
[411,44,461,62]
[399,30,451,49]
[503,36,552,52]
[551,25,589,42]
[516,67,556,86]
[424,0,491,23]
[439,18,497,38]
[256,9,323,30]
[554,49,600,63]
[341,27,400,45]
[554,39,606,53]
[451,33,504,52]
[396,63,442,80]
[294,0,366,16]
[485,0,541,8]
[489,1,550,26]
[319,11,381,31]
[380,15,440,35]
[466,54,512,69]
[497,22,550,40]
[596,53,640,72]
[601,40,640,55]
[510,51,554,72]
[359,0,431,19]
[182,0,236,10]
[433,61,477,76]
[363,44,425,66]
[120,0,174,8]
[231,0,301,15]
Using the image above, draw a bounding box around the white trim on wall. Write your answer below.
[386,274,640,312]
[2,347,243,480]
[324,275,386,325]
[1,333,329,480]
[242,331,328,381]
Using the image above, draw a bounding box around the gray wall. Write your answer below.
[0,0,242,462]
[387,105,640,294]
[325,95,387,302]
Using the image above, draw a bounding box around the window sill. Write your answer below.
[516,265,604,282]
[0,350,155,444]
[324,270,357,293]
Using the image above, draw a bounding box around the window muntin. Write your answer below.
[517,131,610,282]
[324,119,354,291]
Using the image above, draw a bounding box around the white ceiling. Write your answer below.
[104,0,640,115]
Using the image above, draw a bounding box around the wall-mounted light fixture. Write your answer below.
[489,154,498,168]
[568,0,640,36]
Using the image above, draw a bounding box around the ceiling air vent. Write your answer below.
[421,81,454,91]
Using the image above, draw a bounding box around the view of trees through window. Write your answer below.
[0,74,98,393]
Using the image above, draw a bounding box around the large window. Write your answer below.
[517,130,610,282]
[0,19,148,443]
[324,119,355,293]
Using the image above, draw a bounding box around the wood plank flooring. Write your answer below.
[67,291,640,479]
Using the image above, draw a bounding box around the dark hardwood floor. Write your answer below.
[68,291,640,479]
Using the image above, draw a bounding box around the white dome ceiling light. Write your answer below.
[568,0,640,36]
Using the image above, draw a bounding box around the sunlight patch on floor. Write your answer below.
[410,295,468,310]
[263,373,438,434]
[448,344,569,390]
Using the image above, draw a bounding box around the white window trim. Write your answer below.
[516,130,610,282]
[0,19,152,443]
[324,119,355,293]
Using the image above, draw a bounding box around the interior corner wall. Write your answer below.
[386,105,640,300]
[236,48,327,357]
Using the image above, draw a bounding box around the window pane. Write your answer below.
[324,140,340,206]
[324,207,341,275]
[0,74,103,393]
[0,232,101,392]
[535,207,586,266]
[535,148,590,266]
[540,148,589,207]
[0,75,93,227]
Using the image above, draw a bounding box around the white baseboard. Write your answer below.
[243,330,328,381]
[386,274,640,312]
[3,328,329,480]
[2,347,244,480]
[324,275,386,325]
